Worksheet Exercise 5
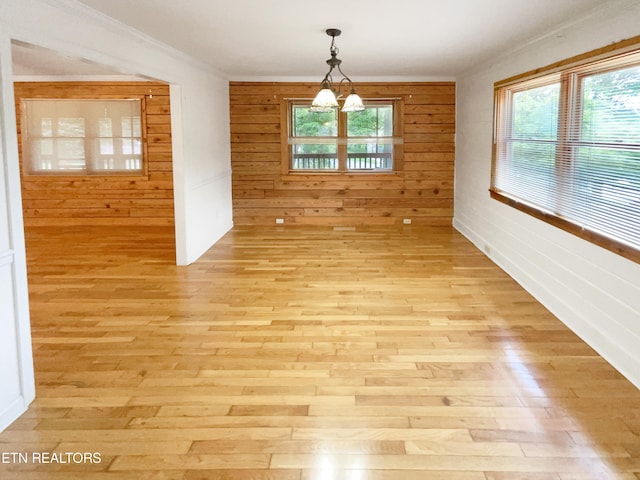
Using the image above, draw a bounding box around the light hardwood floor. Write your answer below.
[1,225,639,479]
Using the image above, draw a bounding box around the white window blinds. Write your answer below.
[492,47,640,261]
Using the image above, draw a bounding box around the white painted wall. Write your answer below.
[0,0,233,430]
[454,0,640,387]
[169,78,233,265]
[0,37,35,433]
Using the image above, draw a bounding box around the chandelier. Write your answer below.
[311,28,365,113]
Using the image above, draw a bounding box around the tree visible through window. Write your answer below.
[347,105,394,170]
[492,44,640,261]
[291,106,338,170]
[287,100,400,172]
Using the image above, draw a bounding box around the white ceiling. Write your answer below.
[14,0,610,79]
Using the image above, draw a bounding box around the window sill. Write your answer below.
[489,189,640,264]
[23,173,148,179]
[282,171,403,180]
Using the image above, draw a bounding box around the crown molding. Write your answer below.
[229,75,457,83]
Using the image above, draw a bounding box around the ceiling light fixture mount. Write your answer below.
[311,28,365,113]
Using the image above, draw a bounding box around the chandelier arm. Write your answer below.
[336,63,354,89]
[337,77,349,96]
[321,66,336,86]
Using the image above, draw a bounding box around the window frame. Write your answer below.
[20,96,148,177]
[491,35,640,263]
[282,98,403,175]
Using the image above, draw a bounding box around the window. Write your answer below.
[290,105,338,170]
[21,99,144,175]
[492,42,640,261]
[286,100,402,172]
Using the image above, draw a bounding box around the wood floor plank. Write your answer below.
[0,225,638,479]
[270,452,620,473]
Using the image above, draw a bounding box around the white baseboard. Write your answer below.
[0,396,28,433]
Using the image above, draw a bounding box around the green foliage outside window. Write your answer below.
[494,49,640,258]
[290,102,395,171]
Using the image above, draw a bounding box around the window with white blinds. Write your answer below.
[492,43,640,262]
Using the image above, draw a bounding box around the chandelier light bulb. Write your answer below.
[311,29,364,112]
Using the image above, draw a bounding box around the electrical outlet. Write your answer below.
[403,218,412,225]
[275,218,284,224]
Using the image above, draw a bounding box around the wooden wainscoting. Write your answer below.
[14,82,174,227]
[230,82,455,226]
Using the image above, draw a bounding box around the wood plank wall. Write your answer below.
[14,82,174,227]
[230,82,455,226]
